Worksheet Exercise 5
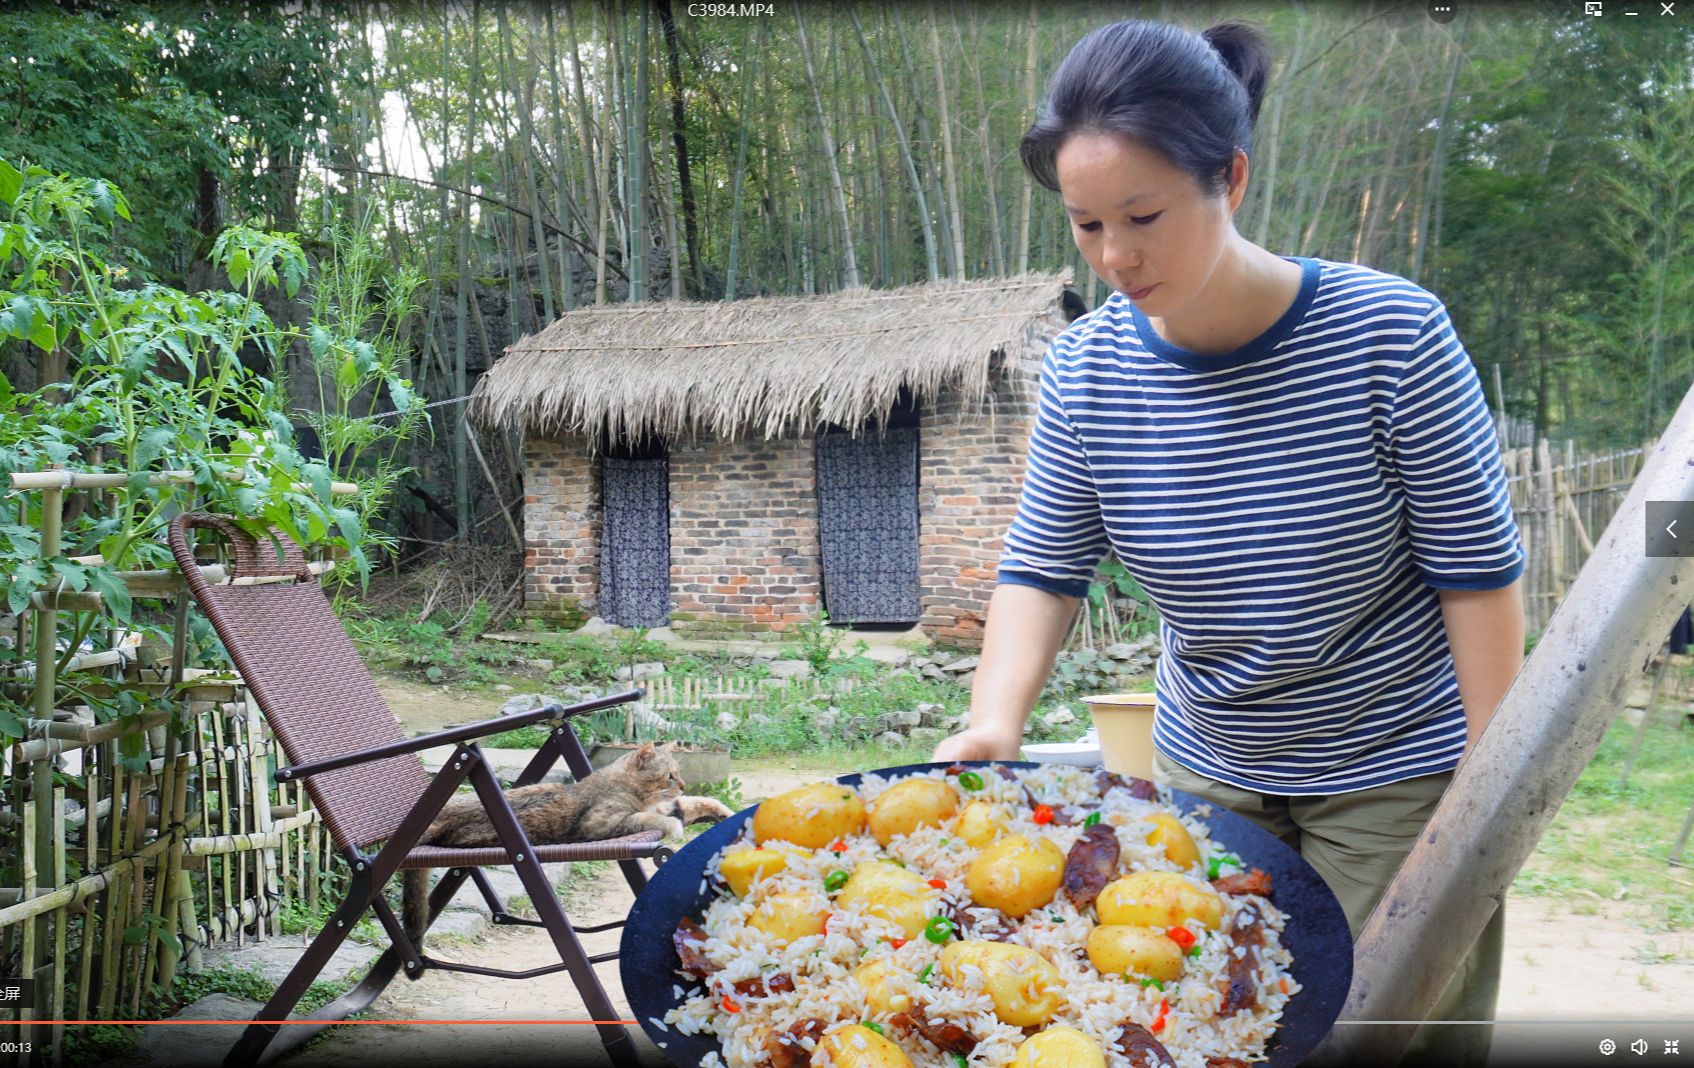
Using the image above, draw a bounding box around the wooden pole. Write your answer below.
[1320,384,1694,1065]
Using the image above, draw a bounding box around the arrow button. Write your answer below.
[1647,502,1694,557]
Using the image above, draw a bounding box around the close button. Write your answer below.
[1646,501,1694,557]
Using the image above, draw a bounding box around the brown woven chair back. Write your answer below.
[169,513,431,851]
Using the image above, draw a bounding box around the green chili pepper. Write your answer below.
[824,870,848,893]
[861,1021,884,1035]
[1083,810,1102,828]
[918,963,935,984]
[924,914,955,944]
[1141,977,1165,991]
[957,770,984,791]
[952,1054,969,1068]
[1188,945,1203,958]
[1049,911,1063,923]
[1207,857,1222,881]
[938,838,949,847]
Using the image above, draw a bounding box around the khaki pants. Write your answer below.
[1152,750,1505,1067]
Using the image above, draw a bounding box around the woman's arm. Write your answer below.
[1437,578,1526,756]
[932,583,1080,762]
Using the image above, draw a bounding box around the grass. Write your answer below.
[1514,700,1694,937]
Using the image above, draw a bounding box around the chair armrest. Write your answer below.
[274,688,643,783]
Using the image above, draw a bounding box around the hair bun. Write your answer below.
[1202,21,1272,126]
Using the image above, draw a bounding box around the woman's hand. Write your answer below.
[932,725,1023,763]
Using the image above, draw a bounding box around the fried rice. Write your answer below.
[662,763,1298,1067]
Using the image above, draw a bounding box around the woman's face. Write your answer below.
[1055,131,1246,317]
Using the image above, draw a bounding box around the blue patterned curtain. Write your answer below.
[600,456,671,627]
[815,426,921,624]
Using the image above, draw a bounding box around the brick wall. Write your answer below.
[667,434,823,636]
[522,434,599,625]
[917,344,1049,646]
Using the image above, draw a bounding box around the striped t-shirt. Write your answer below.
[999,257,1524,795]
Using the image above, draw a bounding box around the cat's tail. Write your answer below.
[401,867,431,947]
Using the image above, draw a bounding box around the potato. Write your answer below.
[836,861,938,940]
[955,800,1006,847]
[812,1023,914,1068]
[1010,1027,1108,1068]
[1144,813,1201,870]
[868,778,959,845]
[853,956,914,1016]
[746,892,827,946]
[753,782,866,849]
[939,940,1063,1027]
[1086,924,1185,981]
[1096,871,1225,931]
[718,847,795,898]
[965,833,1065,918]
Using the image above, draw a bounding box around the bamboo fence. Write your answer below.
[1499,432,1650,636]
[0,471,351,1067]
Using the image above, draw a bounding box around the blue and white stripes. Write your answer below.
[999,258,1524,794]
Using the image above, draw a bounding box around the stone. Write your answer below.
[615,662,666,681]
[915,702,947,728]
[1048,706,1077,728]
[812,709,839,738]
[875,731,906,748]
[939,714,964,733]
[137,993,268,1067]
[862,646,912,666]
[575,616,616,636]
[494,684,514,692]
[921,664,947,681]
[768,659,813,680]
[645,626,679,643]
[939,656,980,673]
[500,693,556,716]
[879,710,923,731]
[955,670,976,690]
[519,657,556,670]
[908,727,947,748]
[714,711,740,732]
[1105,643,1138,661]
[910,657,932,669]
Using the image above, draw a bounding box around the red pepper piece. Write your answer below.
[1033,804,1054,825]
[927,878,947,890]
[1166,925,1196,949]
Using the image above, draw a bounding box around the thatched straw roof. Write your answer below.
[470,272,1073,443]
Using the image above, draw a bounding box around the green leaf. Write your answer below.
[0,704,24,741]
[335,355,359,393]
[134,426,175,468]
[85,567,133,624]
[6,293,33,341]
[0,159,22,206]
[331,506,362,545]
[49,558,89,593]
[303,462,332,503]
[27,301,55,353]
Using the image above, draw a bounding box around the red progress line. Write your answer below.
[27,1020,640,1026]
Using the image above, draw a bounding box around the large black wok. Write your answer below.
[620,761,1353,1067]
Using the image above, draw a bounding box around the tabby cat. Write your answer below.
[399,741,733,942]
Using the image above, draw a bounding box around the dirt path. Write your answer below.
[316,684,1694,1065]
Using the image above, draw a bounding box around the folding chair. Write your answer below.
[167,513,671,1068]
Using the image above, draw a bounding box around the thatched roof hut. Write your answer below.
[470,272,1077,443]
[478,272,1079,646]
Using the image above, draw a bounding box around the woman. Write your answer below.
[932,19,1524,1066]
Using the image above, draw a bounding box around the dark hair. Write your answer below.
[1020,20,1272,197]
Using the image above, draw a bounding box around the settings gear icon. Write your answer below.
[1600,1039,1618,1055]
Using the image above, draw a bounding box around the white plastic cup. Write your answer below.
[1083,693,1159,781]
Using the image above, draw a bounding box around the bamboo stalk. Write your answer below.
[244,697,277,939]
[155,754,192,987]
[49,786,65,1065]
[211,706,233,944]
[18,803,36,1052]
[121,772,146,1016]
[94,747,121,1020]
[75,742,99,1025]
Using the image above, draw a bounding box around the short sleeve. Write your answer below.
[1389,303,1525,590]
[997,347,1112,597]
